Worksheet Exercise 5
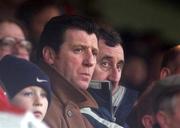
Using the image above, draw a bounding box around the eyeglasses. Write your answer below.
[0,36,32,52]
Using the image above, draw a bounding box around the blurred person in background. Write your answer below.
[0,18,25,40]
[121,55,148,94]
[120,30,170,96]
[152,75,180,128]
[0,0,26,18]
[16,0,63,62]
[0,18,32,60]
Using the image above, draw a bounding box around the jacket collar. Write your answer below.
[39,61,98,109]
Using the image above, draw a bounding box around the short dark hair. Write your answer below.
[98,25,123,47]
[37,14,99,59]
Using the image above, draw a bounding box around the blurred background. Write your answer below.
[1,0,180,42]
[0,0,180,93]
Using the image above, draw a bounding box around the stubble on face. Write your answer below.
[92,40,124,94]
[53,29,98,90]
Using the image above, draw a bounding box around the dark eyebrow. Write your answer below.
[92,47,99,52]
[101,56,125,66]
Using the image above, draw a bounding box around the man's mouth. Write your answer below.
[80,73,91,79]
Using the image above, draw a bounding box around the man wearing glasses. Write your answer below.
[0,18,31,60]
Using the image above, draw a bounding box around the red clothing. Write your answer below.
[0,86,25,114]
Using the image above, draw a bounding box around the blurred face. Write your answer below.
[0,22,27,59]
[158,94,180,128]
[11,86,48,121]
[92,39,124,95]
[52,29,98,90]
[123,57,147,87]
[0,45,13,59]
[0,22,25,40]
[31,6,60,39]
[0,36,31,60]
[14,46,29,60]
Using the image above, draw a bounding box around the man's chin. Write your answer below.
[77,81,89,90]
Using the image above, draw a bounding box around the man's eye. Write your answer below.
[117,65,122,71]
[117,63,124,71]
[92,51,98,57]
[74,48,83,53]
[101,61,111,68]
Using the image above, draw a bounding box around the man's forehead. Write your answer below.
[99,52,124,64]
[64,29,97,42]
[99,42,124,56]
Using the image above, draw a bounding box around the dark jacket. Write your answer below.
[85,80,138,128]
[115,87,138,127]
[40,62,98,128]
[81,80,124,128]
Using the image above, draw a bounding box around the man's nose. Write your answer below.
[83,50,96,67]
[109,68,121,82]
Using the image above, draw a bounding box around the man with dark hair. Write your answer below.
[91,26,124,94]
[82,25,138,128]
[0,17,32,60]
[36,14,99,128]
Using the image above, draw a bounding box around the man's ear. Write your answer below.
[42,46,56,65]
[142,115,154,128]
[156,111,170,128]
[160,67,171,80]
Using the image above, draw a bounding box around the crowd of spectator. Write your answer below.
[0,0,179,128]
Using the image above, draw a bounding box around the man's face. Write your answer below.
[92,39,124,94]
[52,29,98,90]
[0,22,30,60]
